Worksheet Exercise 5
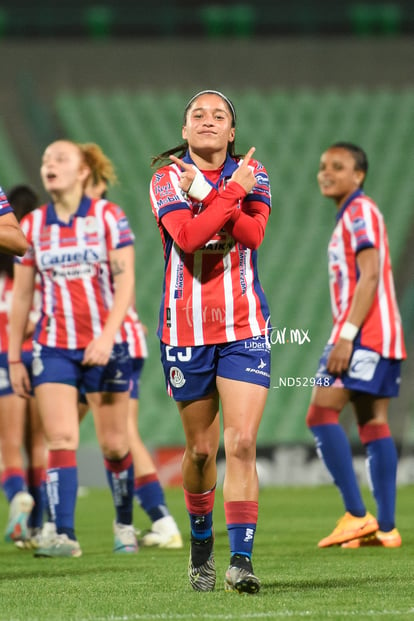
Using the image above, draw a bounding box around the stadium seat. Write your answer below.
[200,4,255,38]
[84,5,114,39]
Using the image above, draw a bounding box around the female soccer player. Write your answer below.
[306,142,406,549]
[150,90,272,593]
[8,140,137,558]
[0,185,47,547]
[83,154,183,549]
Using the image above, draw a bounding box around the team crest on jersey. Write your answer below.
[84,216,98,234]
[169,366,186,388]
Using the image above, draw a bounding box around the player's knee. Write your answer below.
[187,442,217,469]
[224,430,256,461]
[306,404,340,427]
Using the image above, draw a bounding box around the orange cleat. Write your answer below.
[318,512,379,548]
[341,528,402,548]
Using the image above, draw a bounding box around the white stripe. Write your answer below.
[192,251,204,345]
[386,265,403,359]
[244,248,260,335]
[124,316,148,358]
[356,205,391,353]
[61,278,77,347]
[223,253,235,341]
[375,214,391,357]
[167,246,179,346]
[337,219,349,320]
[28,212,52,345]
[360,200,376,241]
[80,607,414,620]
[88,206,117,341]
[124,320,135,356]
[55,225,76,347]
[104,209,120,248]
[136,321,148,357]
[49,224,77,348]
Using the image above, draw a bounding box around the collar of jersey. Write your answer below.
[46,196,92,226]
[182,151,238,190]
[335,189,364,222]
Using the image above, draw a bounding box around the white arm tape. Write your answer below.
[187,167,212,201]
[339,321,359,341]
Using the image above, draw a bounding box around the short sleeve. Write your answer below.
[103,203,135,250]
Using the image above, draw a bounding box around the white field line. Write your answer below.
[84,609,414,621]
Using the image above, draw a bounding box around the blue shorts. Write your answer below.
[130,358,145,400]
[316,343,402,398]
[78,357,144,404]
[160,336,271,401]
[0,351,33,397]
[31,342,132,394]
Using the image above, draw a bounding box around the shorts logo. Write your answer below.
[32,356,44,377]
[169,366,186,388]
[0,367,10,390]
[245,360,270,379]
[348,349,380,382]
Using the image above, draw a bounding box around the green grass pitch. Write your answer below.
[1,484,413,620]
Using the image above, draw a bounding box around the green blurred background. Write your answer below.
[0,1,413,483]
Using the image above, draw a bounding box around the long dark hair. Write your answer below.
[151,90,240,168]
[0,185,38,277]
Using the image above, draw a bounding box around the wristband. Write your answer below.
[187,167,212,201]
[8,360,22,365]
[339,321,359,341]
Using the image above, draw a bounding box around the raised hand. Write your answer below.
[169,155,197,193]
[230,147,256,194]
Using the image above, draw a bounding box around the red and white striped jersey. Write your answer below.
[16,197,135,349]
[0,272,41,353]
[0,186,13,216]
[0,272,13,353]
[150,152,271,346]
[328,190,406,359]
[123,305,148,359]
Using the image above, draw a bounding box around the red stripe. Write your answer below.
[358,423,391,444]
[306,405,340,427]
[48,450,77,469]
[135,473,159,488]
[27,467,46,487]
[184,486,215,515]
[1,468,25,484]
[104,452,133,473]
[224,500,258,525]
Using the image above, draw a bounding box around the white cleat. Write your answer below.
[138,515,183,549]
[113,521,138,553]
[4,491,35,543]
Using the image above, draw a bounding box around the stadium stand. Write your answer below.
[0,118,26,184]
[54,88,414,446]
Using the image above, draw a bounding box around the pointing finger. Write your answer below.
[242,146,256,167]
[169,155,193,172]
